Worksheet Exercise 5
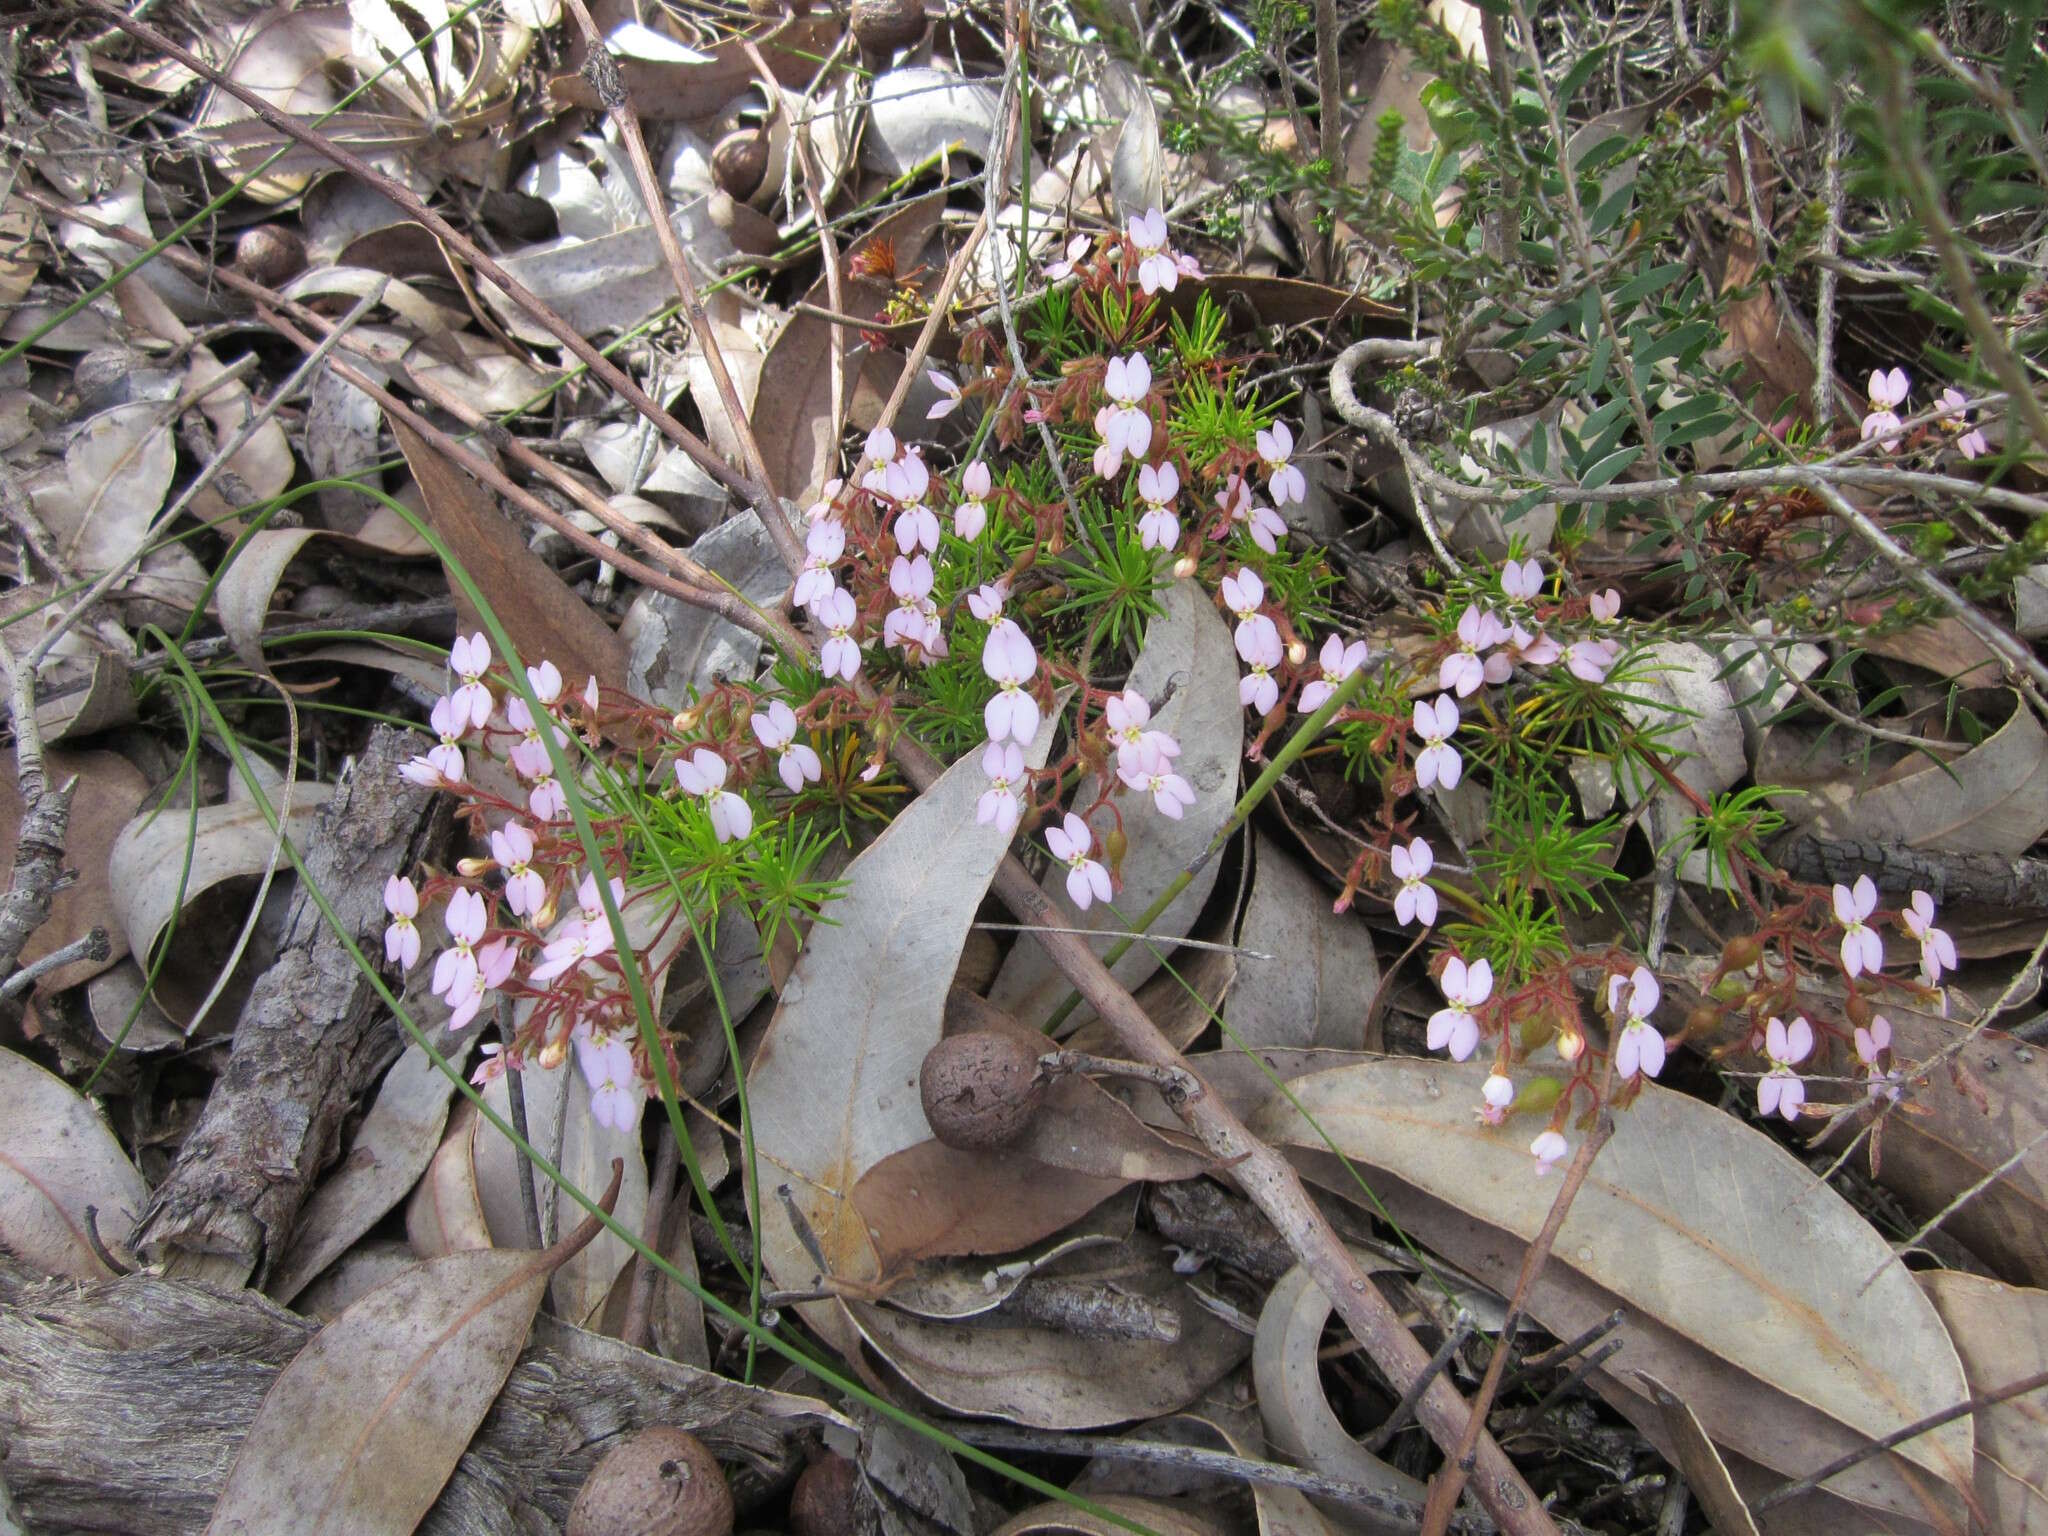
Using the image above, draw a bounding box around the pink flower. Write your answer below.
[1390,837,1436,926]
[1757,1015,1813,1121]
[528,774,568,822]
[1440,605,1507,698]
[384,876,421,969]
[1833,875,1884,978]
[1215,476,1286,552]
[433,887,488,1001]
[794,518,844,610]
[492,822,545,917]
[1118,742,1196,819]
[676,748,753,842]
[1126,207,1180,295]
[528,884,615,980]
[751,699,822,793]
[401,694,471,788]
[577,1035,642,1134]
[954,459,992,540]
[526,660,563,704]
[1530,1129,1568,1175]
[1045,231,1091,282]
[977,740,1026,835]
[981,619,1041,744]
[1901,889,1957,986]
[1861,367,1909,452]
[1300,634,1367,713]
[572,871,624,931]
[447,937,518,1031]
[884,555,937,654]
[927,369,963,420]
[1589,589,1622,623]
[1220,568,1282,660]
[968,579,1010,623]
[1105,689,1180,775]
[506,695,566,781]
[1562,636,1620,684]
[449,632,494,732]
[1937,388,1989,459]
[816,589,862,681]
[858,426,897,490]
[1478,1073,1513,1126]
[802,478,845,528]
[1501,557,1544,602]
[1412,695,1462,790]
[1856,1014,1902,1102]
[892,468,941,555]
[581,674,600,713]
[1236,614,1283,714]
[1094,355,1154,476]
[1606,965,1665,1079]
[1256,421,1307,506]
[1046,812,1112,909]
[1427,955,1491,1061]
[1137,461,1180,551]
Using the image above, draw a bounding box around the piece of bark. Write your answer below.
[1771,830,2048,913]
[0,1260,832,1535]
[128,726,451,1286]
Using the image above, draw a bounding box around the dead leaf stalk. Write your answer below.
[1419,1110,1616,1536]
[1364,1309,1475,1452]
[76,0,805,574]
[621,1121,682,1351]
[0,629,75,993]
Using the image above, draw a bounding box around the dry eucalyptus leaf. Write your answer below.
[1251,1058,1973,1527]
[1226,834,1378,1051]
[476,1057,648,1328]
[545,18,840,122]
[269,1039,464,1304]
[622,509,791,709]
[1251,1257,1426,1534]
[847,1233,1250,1430]
[1791,695,2048,858]
[1634,1372,1762,1536]
[991,1495,1226,1536]
[107,786,335,1028]
[295,1238,420,1322]
[879,1198,1135,1322]
[1918,1271,2048,1534]
[186,346,295,503]
[863,68,1002,176]
[405,1099,494,1260]
[0,1047,148,1281]
[1104,63,1164,221]
[746,710,1062,1328]
[201,1243,564,1534]
[0,748,147,994]
[988,581,1241,1026]
[29,401,175,578]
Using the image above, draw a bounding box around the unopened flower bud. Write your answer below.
[532,893,558,930]
[1555,1025,1585,1062]
[1171,554,1198,579]
[671,705,702,734]
[1286,638,1309,667]
[1709,973,1751,1005]
[538,1037,568,1070]
[1721,933,1763,971]
[457,856,493,878]
[1683,1003,1723,1040]
[1104,824,1128,880]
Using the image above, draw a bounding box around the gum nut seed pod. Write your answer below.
[850,0,926,54]
[233,225,308,289]
[919,1028,1045,1150]
[711,129,770,201]
[566,1427,733,1536]
[789,1454,865,1536]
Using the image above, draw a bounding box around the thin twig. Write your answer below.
[501,998,545,1254]
[1365,1311,1474,1452]
[622,1122,683,1351]
[0,927,111,999]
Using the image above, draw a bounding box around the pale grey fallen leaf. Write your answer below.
[0,1047,148,1281]
[847,1233,1251,1430]
[1104,63,1163,222]
[485,197,745,336]
[987,580,1240,1027]
[1225,834,1379,1051]
[476,1051,648,1328]
[30,401,175,578]
[621,509,788,709]
[746,708,1063,1327]
[863,68,1000,176]
[1613,639,1746,883]
[269,1038,465,1305]
[294,1239,420,1322]
[1919,1271,2048,1535]
[1252,1057,1973,1527]
[202,1245,556,1535]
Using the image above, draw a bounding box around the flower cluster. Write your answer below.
[1861,367,1992,459]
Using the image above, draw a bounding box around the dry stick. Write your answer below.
[621,1123,682,1351]
[1751,1363,2048,1513]
[1858,1121,2048,1296]
[0,629,75,988]
[1418,1112,1616,1536]
[8,190,787,655]
[77,0,803,575]
[560,0,787,545]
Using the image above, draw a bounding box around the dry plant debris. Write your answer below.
[1,0,2046,1534]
